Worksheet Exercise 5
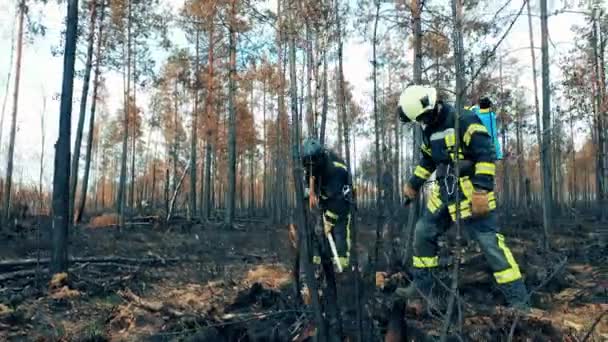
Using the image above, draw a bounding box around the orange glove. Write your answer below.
[471,190,490,216]
[403,183,418,200]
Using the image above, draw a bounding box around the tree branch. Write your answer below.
[463,0,528,96]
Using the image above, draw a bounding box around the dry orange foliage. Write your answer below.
[89,213,119,227]
[245,264,291,289]
[288,223,298,249]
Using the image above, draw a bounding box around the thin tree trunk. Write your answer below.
[190,28,200,219]
[540,0,553,249]
[51,0,79,273]
[2,0,25,226]
[441,0,465,338]
[130,41,137,213]
[287,1,326,337]
[516,109,524,208]
[0,12,17,154]
[305,20,314,136]
[592,9,606,218]
[403,0,423,266]
[225,0,238,227]
[70,0,98,222]
[336,0,362,338]
[319,38,328,145]
[117,0,132,227]
[371,2,382,270]
[39,95,46,216]
[499,54,510,211]
[172,79,178,196]
[77,0,106,223]
[262,78,267,212]
[203,10,215,220]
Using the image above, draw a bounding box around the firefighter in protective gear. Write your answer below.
[302,138,353,271]
[395,85,529,309]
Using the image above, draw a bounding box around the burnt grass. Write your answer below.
[0,212,606,341]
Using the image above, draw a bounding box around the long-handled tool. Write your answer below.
[326,232,343,273]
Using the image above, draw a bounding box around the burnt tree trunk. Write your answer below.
[77,0,106,223]
[70,0,98,222]
[2,0,25,226]
[52,0,79,273]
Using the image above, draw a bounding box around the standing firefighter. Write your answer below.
[301,138,353,271]
[395,85,529,309]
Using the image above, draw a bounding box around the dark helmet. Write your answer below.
[301,138,324,166]
[479,97,493,109]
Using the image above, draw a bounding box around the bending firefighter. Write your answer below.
[301,138,353,272]
[395,85,529,309]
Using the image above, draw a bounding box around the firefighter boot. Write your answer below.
[395,268,434,299]
[395,268,446,314]
[499,279,530,311]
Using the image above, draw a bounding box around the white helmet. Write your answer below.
[397,85,437,123]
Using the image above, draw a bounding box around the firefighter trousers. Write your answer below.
[313,198,351,269]
[412,208,522,285]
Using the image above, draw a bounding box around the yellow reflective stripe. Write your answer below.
[463,123,488,145]
[333,161,347,170]
[421,144,432,156]
[459,177,475,199]
[313,256,321,264]
[448,200,470,213]
[445,132,456,147]
[325,210,338,220]
[475,162,496,176]
[479,108,490,113]
[493,234,522,284]
[489,198,497,210]
[338,257,349,268]
[427,199,439,213]
[450,210,471,221]
[449,200,471,221]
[494,268,521,284]
[413,256,439,268]
[414,165,432,179]
[427,185,441,213]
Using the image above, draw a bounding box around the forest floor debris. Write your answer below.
[0,214,605,341]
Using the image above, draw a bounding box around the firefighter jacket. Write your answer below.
[408,102,497,221]
[304,150,352,206]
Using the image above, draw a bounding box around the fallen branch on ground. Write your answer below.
[0,255,193,272]
[581,309,607,342]
[118,288,184,318]
[0,269,47,282]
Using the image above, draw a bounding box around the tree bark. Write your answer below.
[403,0,423,267]
[592,9,606,218]
[2,0,25,226]
[540,0,553,248]
[117,0,132,227]
[130,43,137,213]
[52,0,79,273]
[441,0,465,338]
[203,10,215,220]
[225,0,238,226]
[70,0,98,222]
[286,1,326,337]
[190,28,200,219]
[371,1,382,269]
[77,0,106,223]
[319,34,329,145]
[0,11,17,154]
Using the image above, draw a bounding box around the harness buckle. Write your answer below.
[444,164,457,196]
